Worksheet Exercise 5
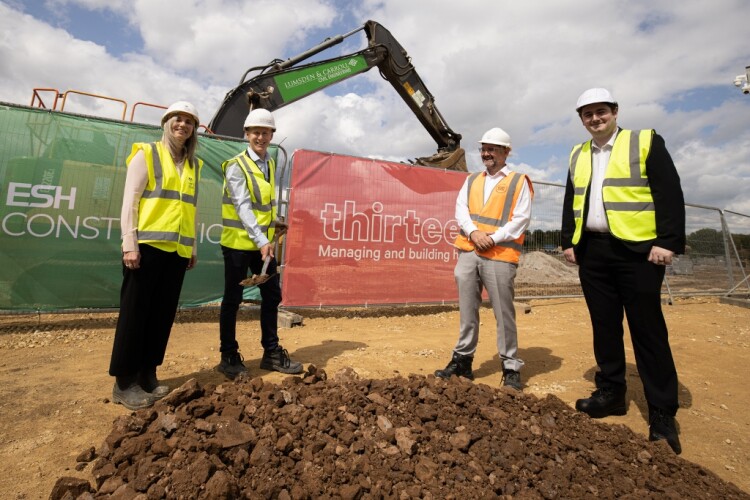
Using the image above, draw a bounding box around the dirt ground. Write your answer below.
[0,296,748,498]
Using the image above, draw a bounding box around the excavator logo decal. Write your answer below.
[276,55,369,102]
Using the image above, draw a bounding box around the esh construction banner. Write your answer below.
[281,150,467,307]
[0,103,278,311]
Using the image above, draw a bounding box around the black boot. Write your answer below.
[138,367,170,399]
[260,346,303,374]
[435,353,474,380]
[649,408,682,454]
[502,369,522,390]
[575,387,627,418]
[216,350,248,380]
[113,375,154,410]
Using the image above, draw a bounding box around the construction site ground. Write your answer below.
[0,296,748,498]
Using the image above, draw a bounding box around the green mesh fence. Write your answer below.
[0,103,275,311]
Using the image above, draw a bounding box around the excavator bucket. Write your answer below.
[414,148,467,172]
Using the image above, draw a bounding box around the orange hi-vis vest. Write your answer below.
[453,171,533,264]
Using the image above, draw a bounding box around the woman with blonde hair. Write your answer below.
[109,101,203,410]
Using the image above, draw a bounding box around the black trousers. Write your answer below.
[577,233,679,415]
[109,244,188,377]
[219,245,281,353]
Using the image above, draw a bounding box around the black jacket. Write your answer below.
[561,129,686,254]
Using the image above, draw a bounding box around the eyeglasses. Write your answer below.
[478,146,507,154]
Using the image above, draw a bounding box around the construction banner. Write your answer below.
[0,103,280,311]
[281,150,467,307]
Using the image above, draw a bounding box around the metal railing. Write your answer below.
[517,181,750,300]
[29,87,213,131]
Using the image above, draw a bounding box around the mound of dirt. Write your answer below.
[517,251,579,284]
[52,367,748,499]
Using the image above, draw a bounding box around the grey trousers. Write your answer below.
[453,251,524,371]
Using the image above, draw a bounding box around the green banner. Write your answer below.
[275,55,369,103]
[0,104,275,311]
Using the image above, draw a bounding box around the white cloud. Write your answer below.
[1,0,749,215]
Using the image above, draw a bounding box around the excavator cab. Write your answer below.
[209,20,466,171]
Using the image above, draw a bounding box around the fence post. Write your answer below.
[720,212,736,287]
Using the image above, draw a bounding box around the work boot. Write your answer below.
[138,367,170,399]
[112,380,154,411]
[502,369,522,390]
[216,351,248,380]
[649,408,682,454]
[575,387,627,418]
[260,346,304,374]
[434,353,474,380]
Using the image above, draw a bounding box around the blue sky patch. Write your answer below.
[21,1,142,56]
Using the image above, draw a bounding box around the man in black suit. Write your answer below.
[561,88,685,454]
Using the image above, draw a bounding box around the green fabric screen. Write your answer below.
[0,103,274,311]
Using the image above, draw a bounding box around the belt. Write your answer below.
[584,231,611,239]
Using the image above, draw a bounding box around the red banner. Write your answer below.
[281,150,467,307]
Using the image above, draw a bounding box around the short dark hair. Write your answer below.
[578,102,618,117]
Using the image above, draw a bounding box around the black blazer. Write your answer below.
[561,129,686,254]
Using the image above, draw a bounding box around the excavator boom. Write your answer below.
[208,20,465,171]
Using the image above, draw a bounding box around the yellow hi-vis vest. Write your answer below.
[220,152,277,250]
[453,171,533,264]
[130,142,202,258]
[569,129,656,245]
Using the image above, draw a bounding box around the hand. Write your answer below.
[563,248,577,265]
[649,246,674,266]
[123,251,140,270]
[274,220,288,238]
[260,242,274,261]
[187,256,197,270]
[470,231,495,252]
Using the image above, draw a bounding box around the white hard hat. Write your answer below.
[243,108,276,131]
[161,101,199,126]
[576,88,616,112]
[478,127,512,147]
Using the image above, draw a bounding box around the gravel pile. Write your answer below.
[51,366,749,499]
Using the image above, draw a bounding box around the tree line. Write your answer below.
[522,228,750,261]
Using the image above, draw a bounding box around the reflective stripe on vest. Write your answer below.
[220,152,277,250]
[453,171,532,264]
[569,129,656,244]
[132,142,201,258]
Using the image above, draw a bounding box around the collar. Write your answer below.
[592,128,619,152]
[484,165,510,178]
[245,147,268,163]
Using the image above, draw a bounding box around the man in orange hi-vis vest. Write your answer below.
[435,127,534,390]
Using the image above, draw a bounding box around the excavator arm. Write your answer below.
[208,20,465,171]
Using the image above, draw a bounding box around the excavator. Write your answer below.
[208,20,466,171]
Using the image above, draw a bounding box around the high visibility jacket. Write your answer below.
[129,142,202,258]
[220,152,277,250]
[454,171,533,264]
[569,129,656,245]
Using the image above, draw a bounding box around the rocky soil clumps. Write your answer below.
[53,366,749,499]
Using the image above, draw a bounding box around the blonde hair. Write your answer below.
[161,115,198,167]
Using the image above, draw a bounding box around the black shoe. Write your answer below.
[112,382,154,410]
[575,387,627,418]
[216,351,248,380]
[502,369,522,390]
[138,367,170,399]
[649,408,682,454]
[435,353,474,380]
[260,346,303,374]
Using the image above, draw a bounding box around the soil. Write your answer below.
[1,296,749,499]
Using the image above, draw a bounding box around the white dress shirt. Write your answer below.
[584,133,616,233]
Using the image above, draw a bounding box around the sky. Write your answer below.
[1,0,749,216]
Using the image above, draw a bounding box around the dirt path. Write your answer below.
[0,296,748,498]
